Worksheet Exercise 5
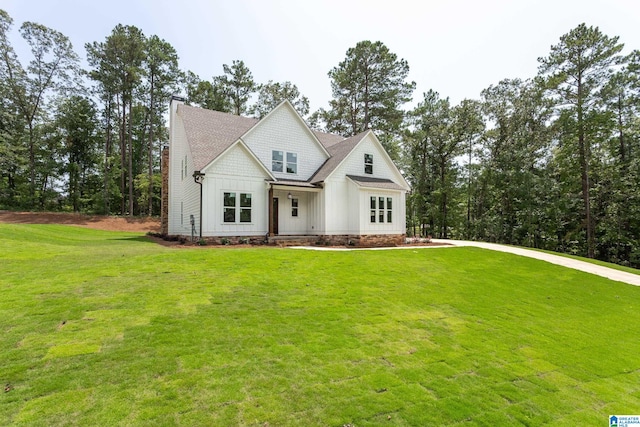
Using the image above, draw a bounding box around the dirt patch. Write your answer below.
[0,211,160,233]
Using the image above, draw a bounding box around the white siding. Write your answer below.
[359,190,405,235]
[324,133,407,235]
[202,143,270,236]
[243,104,328,181]
[333,133,404,183]
[168,102,200,236]
[323,179,351,234]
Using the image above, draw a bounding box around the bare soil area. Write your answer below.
[0,211,160,233]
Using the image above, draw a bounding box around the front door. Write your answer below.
[273,197,279,235]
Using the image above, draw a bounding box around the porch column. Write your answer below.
[268,185,274,236]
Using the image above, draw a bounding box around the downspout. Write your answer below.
[192,171,205,239]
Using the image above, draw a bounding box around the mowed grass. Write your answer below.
[1,225,640,426]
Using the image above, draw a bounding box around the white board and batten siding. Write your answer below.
[324,133,407,235]
[168,106,200,236]
[202,143,270,236]
[243,103,328,181]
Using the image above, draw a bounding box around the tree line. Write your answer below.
[1,9,639,266]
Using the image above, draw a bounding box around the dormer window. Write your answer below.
[272,150,298,174]
[364,154,373,174]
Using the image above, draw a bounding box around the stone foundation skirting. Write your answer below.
[316,234,404,247]
[162,234,405,247]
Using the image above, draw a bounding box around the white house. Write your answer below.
[161,96,410,246]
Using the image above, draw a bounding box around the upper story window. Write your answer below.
[364,154,373,174]
[272,150,283,172]
[286,152,297,174]
[272,150,297,174]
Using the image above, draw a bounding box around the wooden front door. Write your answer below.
[273,197,279,235]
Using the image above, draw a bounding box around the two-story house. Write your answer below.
[161,96,410,246]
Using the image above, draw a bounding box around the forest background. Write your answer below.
[1,8,639,267]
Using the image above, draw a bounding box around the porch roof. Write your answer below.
[267,179,322,189]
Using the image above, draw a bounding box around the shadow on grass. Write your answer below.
[108,236,158,244]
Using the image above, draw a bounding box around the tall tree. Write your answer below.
[0,9,80,205]
[406,90,460,238]
[143,35,180,215]
[86,24,145,215]
[56,96,100,212]
[479,78,553,246]
[251,80,309,119]
[451,99,484,238]
[218,59,255,115]
[183,71,230,112]
[538,23,624,258]
[317,40,415,158]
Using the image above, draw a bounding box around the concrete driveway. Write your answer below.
[432,239,640,287]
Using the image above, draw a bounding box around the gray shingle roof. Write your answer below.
[176,104,405,190]
[178,104,258,171]
[310,131,369,184]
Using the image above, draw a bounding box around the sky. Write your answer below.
[2,0,639,112]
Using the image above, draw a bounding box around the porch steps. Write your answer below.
[268,235,319,247]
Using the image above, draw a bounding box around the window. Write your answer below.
[240,193,252,223]
[223,192,236,223]
[272,150,283,172]
[364,154,373,174]
[286,152,297,174]
[224,192,252,223]
[184,155,188,178]
[370,196,376,223]
[272,150,298,174]
[291,198,298,217]
[369,195,393,223]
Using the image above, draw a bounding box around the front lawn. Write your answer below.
[1,224,639,426]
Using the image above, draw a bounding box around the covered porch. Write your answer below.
[267,180,323,237]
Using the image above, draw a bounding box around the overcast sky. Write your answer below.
[2,0,639,112]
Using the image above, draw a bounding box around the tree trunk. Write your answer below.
[104,94,112,215]
[128,97,134,216]
[148,74,155,216]
[120,95,126,216]
[577,78,594,258]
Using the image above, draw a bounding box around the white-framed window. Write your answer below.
[272,150,298,174]
[364,154,373,174]
[286,152,297,174]
[223,192,252,223]
[291,198,298,217]
[272,150,283,172]
[370,195,392,223]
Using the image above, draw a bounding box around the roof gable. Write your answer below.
[177,104,258,171]
[242,100,330,158]
[312,130,409,190]
[204,139,274,179]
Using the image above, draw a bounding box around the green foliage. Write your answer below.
[315,40,415,158]
[219,59,256,116]
[2,224,640,425]
[251,80,310,119]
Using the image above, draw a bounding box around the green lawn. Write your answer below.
[1,224,639,426]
